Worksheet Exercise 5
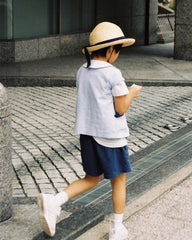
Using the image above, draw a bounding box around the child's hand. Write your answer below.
[128,84,142,98]
[114,84,142,115]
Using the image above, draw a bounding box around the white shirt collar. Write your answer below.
[83,60,112,69]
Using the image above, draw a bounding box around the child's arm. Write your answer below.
[114,85,142,115]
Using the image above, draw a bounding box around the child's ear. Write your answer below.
[109,46,114,52]
[107,46,114,55]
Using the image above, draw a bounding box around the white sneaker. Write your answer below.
[109,224,128,240]
[37,193,61,237]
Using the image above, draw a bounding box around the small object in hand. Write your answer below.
[130,84,136,88]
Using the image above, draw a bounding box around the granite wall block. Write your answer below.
[15,39,38,62]
[0,41,14,62]
[176,0,192,25]
[60,33,89,56]
[174,0,192,60]
[174,25,192,61]
[0,32,91,62]
[39,36,60,59]
[131,16,146,45]
[148,15,158,44]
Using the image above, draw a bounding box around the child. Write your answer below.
[37,22,142,240]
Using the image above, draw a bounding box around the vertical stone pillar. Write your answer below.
[0,83,12,222]
[174,0,192,60]
[146,0,158,44]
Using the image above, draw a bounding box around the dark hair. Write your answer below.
[91,44,122,58]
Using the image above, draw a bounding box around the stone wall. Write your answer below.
[174,0,192,60]
[0,0,159,63]
[97,0,158,45]
[0,33,89,63]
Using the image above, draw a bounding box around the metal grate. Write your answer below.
[157,14,175,43]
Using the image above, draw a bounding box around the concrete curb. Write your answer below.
[1,77,192,87]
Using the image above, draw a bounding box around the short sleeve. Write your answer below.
[106,66,125,88]
[112,81,129,96]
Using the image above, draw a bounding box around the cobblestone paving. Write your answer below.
[7,86,192,198]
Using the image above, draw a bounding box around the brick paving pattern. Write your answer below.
[7,86,192,198]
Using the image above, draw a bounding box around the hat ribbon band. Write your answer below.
[83,36,125,68]
[90,36,125,47]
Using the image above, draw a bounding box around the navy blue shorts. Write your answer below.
[80,135,131,179]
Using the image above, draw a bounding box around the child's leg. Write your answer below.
[110,173,126,214]
[54,174,100,206]
[109,173,128,240]
[64,174,101,200]
[38,174,100,237]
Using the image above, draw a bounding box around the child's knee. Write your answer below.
[111,173,126,185]
[113,173,125,180]
[85,174,100,187]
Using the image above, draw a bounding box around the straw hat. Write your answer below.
[82,22,135,54]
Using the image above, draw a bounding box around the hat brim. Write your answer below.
[82,38,135,54]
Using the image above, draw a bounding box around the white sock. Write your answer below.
[54,191,68,207]
[112,213,123,228]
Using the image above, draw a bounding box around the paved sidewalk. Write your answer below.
[7,86,192,198]
[123,172,192,240]
[0,43,192,239]
[1,43,192,87]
